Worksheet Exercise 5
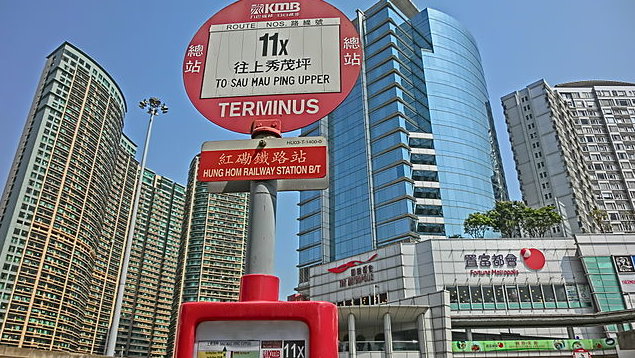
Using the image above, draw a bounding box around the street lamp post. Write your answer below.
[105,97,168,356]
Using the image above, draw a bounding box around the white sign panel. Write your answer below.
[201,19,341,98]
[618,274,635,293]
[572,350,591,358]
[196,320,309,358]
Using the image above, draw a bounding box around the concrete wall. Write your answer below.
[617,329,635,350]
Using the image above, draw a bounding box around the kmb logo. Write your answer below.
[328,254,378,274]
[251,2,301,15]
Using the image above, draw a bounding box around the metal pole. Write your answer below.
[384,313,393,358]
[245,135,278,275]
[105,111,155,356]
[348,313,357,358]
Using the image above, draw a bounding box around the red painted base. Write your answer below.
[174,275,339,358]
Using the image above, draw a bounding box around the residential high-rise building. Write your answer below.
[0,42,127,351]
[80,135,139,354]
[168,156,249,356]
[503,80,635,235]
[0,42,186,358]
[297,0,507,283]
[111,169,185,358]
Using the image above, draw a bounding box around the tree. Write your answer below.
[523,205,562,237]
[464,212,493,238]
[590,208,611,233]
[463,201,563,238]
[487,201,527,238]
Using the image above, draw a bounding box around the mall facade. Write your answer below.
[301,234,635,357]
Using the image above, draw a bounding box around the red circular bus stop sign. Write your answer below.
[183,0,363,134]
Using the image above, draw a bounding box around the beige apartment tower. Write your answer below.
[79,135,139,354]
[113,169,185,358]
[0,42,127,350]
[168,156,249,357]
[0,42,186,358]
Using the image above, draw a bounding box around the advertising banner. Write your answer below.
[451,338,616,353]
[614,255,635,273]
[198,339,305,358]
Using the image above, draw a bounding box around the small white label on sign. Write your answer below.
[202,19,341,98]
[196,321,309,358]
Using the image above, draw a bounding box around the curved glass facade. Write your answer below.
[297,1,507,275]
[418,8,507,236]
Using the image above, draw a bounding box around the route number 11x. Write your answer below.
[283,340,305,358]
[259,33,289,56]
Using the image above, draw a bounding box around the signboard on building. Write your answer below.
[618,274,635,293]
[573,348,591,358]
[183,0,362,134]
[614,255,635,273]
[464,248,546,277]
[452,338,614,353]
[464,252,519,277]
[327,254,378,288]
[613,255,635,293]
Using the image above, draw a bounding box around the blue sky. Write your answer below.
[1,0,634,297]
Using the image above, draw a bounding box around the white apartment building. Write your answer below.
[503,80,635,235]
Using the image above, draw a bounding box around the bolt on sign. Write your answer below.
[199,137,329,193]
[183,0,362,133]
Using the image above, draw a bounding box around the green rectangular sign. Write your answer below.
[452,338,616,352]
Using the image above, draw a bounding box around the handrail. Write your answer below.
[452,308,635,328]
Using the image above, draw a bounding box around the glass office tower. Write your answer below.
[297,0,507,282]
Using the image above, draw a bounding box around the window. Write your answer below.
[530,285,543,303]
[448,287,458,303]
[494,286,505,303]
[482,286,495,303]
[506,286,519,302]
[518,286,531,302]
[542,285,555,302]
[458,286,469,303]
[470,286,483,303]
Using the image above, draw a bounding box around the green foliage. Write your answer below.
[487,201,526,238]
[590,208,611,233]
[523,205,563,237]
[464,212,493,238]
[463,201,563,238]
